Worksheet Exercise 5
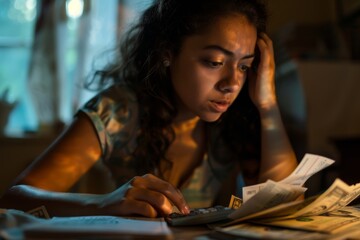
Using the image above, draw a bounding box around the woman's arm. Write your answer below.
[258,105,298,182]
[0,174,189,217]
[14,113,102,191]
[0,113,103,214]
[249,33,298,183]
[0,113,189,217]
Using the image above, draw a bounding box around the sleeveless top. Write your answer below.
[79,85,254,208]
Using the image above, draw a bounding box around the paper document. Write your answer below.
[0,211,172,239]
[242,153,334,202]
[229,180,306,220]
[218,178,360,239]
[217,154,360,230]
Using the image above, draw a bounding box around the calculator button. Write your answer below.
[165,206,234,226]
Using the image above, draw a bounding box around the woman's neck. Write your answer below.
[172,116,201,133]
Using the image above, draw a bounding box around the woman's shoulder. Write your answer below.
[98,84,137,106]
[83,84,138,117]
[79,84,140,159]
[80,84,140,136]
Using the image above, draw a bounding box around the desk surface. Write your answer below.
[1,208,359,239]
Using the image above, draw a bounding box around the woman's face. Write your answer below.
[169,14,257,122]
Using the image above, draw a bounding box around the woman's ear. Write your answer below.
[162,50,172,67]
[163,59,170,67]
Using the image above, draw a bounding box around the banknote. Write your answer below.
[280,178,360,218]
[228,195,242,209]
[27,205,50,219]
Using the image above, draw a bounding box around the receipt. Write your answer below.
[242,154,335,203]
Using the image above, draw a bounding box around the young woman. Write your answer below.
[0,0,298,218]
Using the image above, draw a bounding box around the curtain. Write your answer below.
[27,0,118,134]
[25,0,152,192]
[27,0,152,135]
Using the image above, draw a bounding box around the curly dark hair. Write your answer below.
[88,0,267,177]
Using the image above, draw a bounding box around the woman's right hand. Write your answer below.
[98,174,190,218]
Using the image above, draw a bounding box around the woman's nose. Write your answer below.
[216,68,243,93]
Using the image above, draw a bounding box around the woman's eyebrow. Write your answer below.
[203,45,255,59]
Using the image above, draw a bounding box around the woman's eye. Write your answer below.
[238,65,250,72]
[204,60,224,68]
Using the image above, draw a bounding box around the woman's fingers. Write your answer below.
[125,186,174,215]
[102,174,190,217]
[117,198,158,217]
[256,32,274,68]
[128,174,190,215]
[258,32,273,53]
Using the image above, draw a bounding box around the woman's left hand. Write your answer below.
[248,33,277,112]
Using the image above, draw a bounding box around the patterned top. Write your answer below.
[79,85,248,208]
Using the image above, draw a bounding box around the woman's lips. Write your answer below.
[210,100,231,113]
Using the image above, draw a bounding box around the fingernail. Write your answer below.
[182,205,190,215]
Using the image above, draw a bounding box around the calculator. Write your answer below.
[165,205,234,226]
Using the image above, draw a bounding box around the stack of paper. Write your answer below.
[215,154,360,239]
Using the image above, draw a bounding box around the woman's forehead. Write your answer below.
[181,15,257,55]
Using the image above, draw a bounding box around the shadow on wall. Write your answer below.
[272,21,360,195]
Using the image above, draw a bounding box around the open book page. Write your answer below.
[0,211,172,240]
[24,216,172,239]
[242,154,334,202]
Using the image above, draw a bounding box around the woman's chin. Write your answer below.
[199,113,223,123]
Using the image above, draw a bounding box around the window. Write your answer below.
[0,0,153,136]
[0,0,38,134]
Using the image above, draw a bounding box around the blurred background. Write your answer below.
[0,0,359,197]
